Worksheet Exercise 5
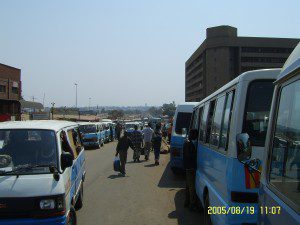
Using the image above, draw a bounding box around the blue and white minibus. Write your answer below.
[0,120,86,225]
[78,122,102,149]
[170,102,197,174]
[190,69,280,225]
[237,43,300,225]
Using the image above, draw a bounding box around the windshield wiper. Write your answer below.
[0,164,58,175]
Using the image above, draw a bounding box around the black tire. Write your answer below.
[204,193,212,225]
[74,184,83,210]
[67,206,77,225]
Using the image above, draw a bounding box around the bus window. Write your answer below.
[175,112,192,135]
[219,91,234,149]
[205,100,216,143]
[269,79,300,209]
[210,95,226,147]
[199,104,209,142]
[243,80,275,146]
[191,107,200,130]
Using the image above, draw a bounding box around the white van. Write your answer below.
[170,102,197,173]
[0,120,86,225]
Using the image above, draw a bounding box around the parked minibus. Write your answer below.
[237,44,300,225]
[189,69,280,225]
[170,102,197,174]
[78,122,102,149]
[125,122,141,137]
[95,122,106,146]
[0,120,86,225]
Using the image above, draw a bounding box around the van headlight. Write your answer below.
[40,199,55,210]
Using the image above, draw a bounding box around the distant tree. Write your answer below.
[148,107,162,117]
[108,109,124,119]
[162,102,176,117]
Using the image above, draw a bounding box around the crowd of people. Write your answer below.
[115,122,163,175]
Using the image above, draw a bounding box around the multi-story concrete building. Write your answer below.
[185,25,299,102]
[0,63,22,121]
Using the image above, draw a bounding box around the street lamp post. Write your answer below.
[74,83,78,109]
[89,97,91,111]
[51,102,55,120]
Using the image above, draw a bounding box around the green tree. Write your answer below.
[108,110,124,119]
[162,102,176,117]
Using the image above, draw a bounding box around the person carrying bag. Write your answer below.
[115,131,133,176]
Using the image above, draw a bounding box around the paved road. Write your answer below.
[77,141,203,225]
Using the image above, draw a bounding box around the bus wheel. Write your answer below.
[75,184,83,210]
[204,193,212,225]
[67,206,77,225]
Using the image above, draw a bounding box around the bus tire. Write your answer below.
[75,184,83,210]
[204,193,212,225]
[67,206,77,225]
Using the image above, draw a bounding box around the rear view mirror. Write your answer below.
[236,133,252,163]
[61,152,73,170]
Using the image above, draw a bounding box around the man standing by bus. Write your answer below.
[183,129,198,211]
[142,123,153,161]
[131,125,143,162]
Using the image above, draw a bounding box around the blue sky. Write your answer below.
[0,0,299,107]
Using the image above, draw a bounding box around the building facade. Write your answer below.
[185,26,299,102]
[0,63,22,121]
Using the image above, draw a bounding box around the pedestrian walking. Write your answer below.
[116,122,122,140]
[115,132,133,175]
[182,129,198,211]
[152,124,162,166]
[142,123,154,161]
[130,125,143,162]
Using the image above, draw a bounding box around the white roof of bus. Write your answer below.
[176,102,198,112]
[277,42,300,83]
[0,120,78,132]
[195,68,280,108]
[77,122,96,126]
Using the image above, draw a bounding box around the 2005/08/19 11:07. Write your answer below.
[207,206,281,215]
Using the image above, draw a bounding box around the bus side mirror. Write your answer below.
[61,152,73,170]
[236,133,252,163]
[182,128,187,137]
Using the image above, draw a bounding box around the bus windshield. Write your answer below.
[80,125,97,133]
[0,129,58,175]
[243,80,275,146]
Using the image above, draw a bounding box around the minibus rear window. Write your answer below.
[175,112,192,134]
[243,80,275,146]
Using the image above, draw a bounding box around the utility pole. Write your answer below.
[51,102,55,120]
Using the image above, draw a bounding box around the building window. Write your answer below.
[12,87,19,94]
[0,85,6,93]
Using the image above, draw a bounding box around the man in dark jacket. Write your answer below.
[115,132,132,175]
[183,129,198,211]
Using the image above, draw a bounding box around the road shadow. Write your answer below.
[107,174,126,179]
[83,146,100,151]
[158,162,185,188]
[144,163,156,167]
[168,189,203,225]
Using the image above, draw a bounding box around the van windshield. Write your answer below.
[79,125,97,133]
[175,112,192,134]
[243,80,275,146]
[125,124,136,130]
[0,129,58,175]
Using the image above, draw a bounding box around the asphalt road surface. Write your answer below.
[77,141,203,225]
